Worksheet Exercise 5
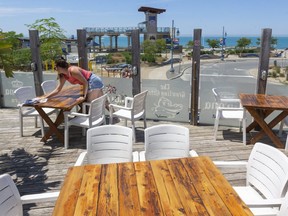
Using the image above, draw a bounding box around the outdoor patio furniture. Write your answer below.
[109,90,148,140]
[64,94,107,149]
[14,86,56,137]
[41,80,57,94]
[74,125,138,166]
[0,173,59,216]
[53,156,253,215]
[139,124,198,161]
[212,88,246,144]
[240,93,288,148]
[214,142,288,215]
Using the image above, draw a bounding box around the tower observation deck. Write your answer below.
[84,6,171,52]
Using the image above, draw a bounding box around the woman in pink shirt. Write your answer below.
[46,58,104,103]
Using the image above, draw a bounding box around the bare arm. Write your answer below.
[45,77,66,98]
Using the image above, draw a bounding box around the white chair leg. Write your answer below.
[40,117,45,137]
[19,114,23,137]
[124,119,127,127]
[242,108,246,145]
[285,134,288,151]
[279,120,285,136]
[64,112,69,149]
[214,113,220,141]
[132,122,136,141]
[35,116,38,128]
[143,114,147,129]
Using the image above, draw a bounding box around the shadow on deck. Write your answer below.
[0,108,287,215]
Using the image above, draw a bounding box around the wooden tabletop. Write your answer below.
[53,156,253,216]
[36,85,84,111]
[239,93,288,110]
[239,93,288,148]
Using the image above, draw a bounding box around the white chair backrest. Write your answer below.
[212,88,221,104]
[86,125,133,164]
[144,124,190,161]
[247,142,288,199]
[89,94,107,125]
[14,86,35,104]
[41,80,57,94]
[132,90,148,116]
[0,174,22,216]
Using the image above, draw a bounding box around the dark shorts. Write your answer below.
[88,74,104,90]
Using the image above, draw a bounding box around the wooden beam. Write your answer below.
[77,29,88,70]
[190,29,202,125]
[131,29,141,96]
[256,28,272,94]
[29,30,43,96]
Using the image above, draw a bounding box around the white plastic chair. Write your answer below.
[14,86,56,137]
[109,90,148,141]
[139,124,198,161]
[41,80,57,94]
[0,173,59,216]
[212,88,246,144]
[247,190,288,216]
[74,125,139,166]
[214,142,288,215]
[64,94,107,149]
[278,117,288,151]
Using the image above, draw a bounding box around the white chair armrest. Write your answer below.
[220,98,241,103]
[132,151,139,162]
[213,160,248,168]
[69,112,89,118]
[189,150,199,157]
[124,97,134,107]
[21,191,59,204]
[217,107,244,111]
[74,152,87,166]
[246,198,283,208]
[139,151,146,161]
[109,104,132,111]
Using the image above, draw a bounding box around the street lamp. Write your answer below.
[221,26,227,61]
[170,20,180,73]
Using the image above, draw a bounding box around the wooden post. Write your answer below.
[256,28,272,94]
[131,29,141,96]
[29,30,43,96]
[190,29,202,125]
[77,29,88,70]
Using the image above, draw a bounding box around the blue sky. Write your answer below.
[1,0,288,37]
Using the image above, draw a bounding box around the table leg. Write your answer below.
[247,108,288,148]
[246,110,273,132]
[35,107,64,143]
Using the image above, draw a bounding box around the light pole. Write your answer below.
[170,20,175,72]
[221,26,227,61]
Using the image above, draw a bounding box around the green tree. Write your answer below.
[236,37,251,54]
[0,31,24,77]
[26,17,66,62]
[206,39,220,54]
[141,40,158,63]
[256,37,278,49]
[155,39,166,54]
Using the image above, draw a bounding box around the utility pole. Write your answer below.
[221,26,226,61]
[170,20,175,73]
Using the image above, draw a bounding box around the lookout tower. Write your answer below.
[138,6,167,41]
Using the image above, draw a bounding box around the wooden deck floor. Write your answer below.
[1,107,287,216]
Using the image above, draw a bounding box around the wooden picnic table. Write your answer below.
[240,93,288,148]
[27,85,84,144]
[53,156,253,216]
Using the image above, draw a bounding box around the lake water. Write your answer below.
[99,35,288,49]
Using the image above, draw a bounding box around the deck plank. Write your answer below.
[0,108,287,215]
